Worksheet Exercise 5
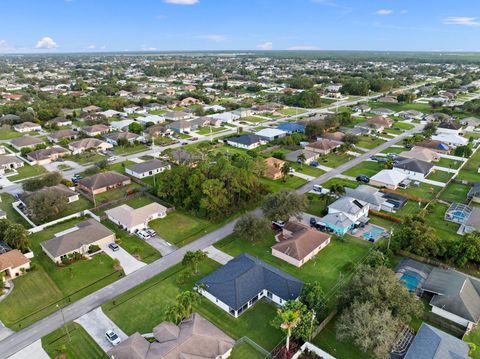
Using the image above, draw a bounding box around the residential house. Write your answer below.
[13,121,42,133]
[232,107,253,118]
[106,202,167,233]
[399,146,440,163]
[167,120,192,133]
[225,134,264,150]
[126,159,170,179]
[0,155,24,174]
[26,146,70,165]
[135,114,165,125]
[437,122,462,135]
[431,133,468,147]
[357,116,393,133]
[344,185,395,212]
[369,169,409,190]
[41,219,115,263]
[285,149,319,165]
[108,313,235,359]
[317,197,369,235]
[78,171,131,195]
[68,138,113,154]
[305,139,340,155]
[276,122,305,134]
[370,108,395,116]
[10,136,44,150]
[462,117,480,127]
[404,323,470,359]
[196,253,303,317]
[321,132,345,143]
[82,105,102,113]
[255,128,287,142]
[211,112,240,124]
[110,119,134,131]
[143,125,172,138]
[20,184,79,205]
[377,96,398,103]
[81,124,110,137]
[0,250,30,281]
[47,129,78,143]
[425,113,452,123]
[468,182,480,203]
[48,117,72,127]
[272,220,331,267]
[263,157,286,180]
[415,139,451,154]
[396,110,424,120]
[105,131,142,146]
[99,110,125,118]
[178,96,200,107]
[393,158,434,180]
[352,104,371,113]
[164,111,191,121]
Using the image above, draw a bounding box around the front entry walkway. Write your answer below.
[203,245,232,265]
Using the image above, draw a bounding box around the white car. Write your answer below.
[137,230,151,240]
[107,156,118,162]
[105,330,121,346]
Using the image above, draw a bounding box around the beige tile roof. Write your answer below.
[106,203,167,229]
[0,249,30,271]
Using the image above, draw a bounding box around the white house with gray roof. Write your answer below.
[125,159,170,178]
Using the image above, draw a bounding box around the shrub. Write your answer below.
[88,244,100,253]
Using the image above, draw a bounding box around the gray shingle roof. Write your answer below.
[394,158,434,175]
[227,134,262,146]
[405,323,470,359]
[196,253,303,311]
[126,159,169,175]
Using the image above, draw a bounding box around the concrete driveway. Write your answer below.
[75,308,128,352]
[204,245,232,265]
[7,340,49,359]
[100,243,146,275]
[146,236,177,256]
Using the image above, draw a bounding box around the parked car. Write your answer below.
[310,161,319,167]
[105,330,121,346]
[181,142,188,146]
[136,230,151,240]
[191,137,199,141]
[108,243,120,252]
[356,175,370,183]
[107,156,117,162]
[145,228,157,237]
[309,217,317,227]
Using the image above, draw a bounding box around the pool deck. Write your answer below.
[351,223,387,242]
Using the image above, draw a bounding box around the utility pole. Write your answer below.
[56,304,71,343]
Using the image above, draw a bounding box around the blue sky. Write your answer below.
[0,0,479,53]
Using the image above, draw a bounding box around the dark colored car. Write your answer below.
[310,161,319,167]
[356,175,370,183]
[309,217,317,227]
[108,243,120,252]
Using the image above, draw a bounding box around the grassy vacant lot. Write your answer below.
[241,116,266,123]
[342,161,383,178]
[103,259,283,350]
[457,149,480,182]
[42,322,108,359]
[395,182,442,201]
[66,152,106,165]
[279,107,307,116]
[196,126,227,135]
[356,135,386,150]
[318,152,354,168]
[393,121,415,130]
[150,211,214,246]
[113,143,148,155]
[436,157,464,170]
[214,233,371,295]
[439,182,471,204]
[380,146,406,154]
[260,175,307,192]
[312,316,371,359]
[322,178,359,189]
[0,217,122,330]
[290,163,325,177]
[426,169,454,183]
[8,164,47,181]
[366,101,433,114]
[0,129,22,140]
[0,193,31,227]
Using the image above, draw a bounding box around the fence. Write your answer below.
[311,309,337,339]
[235,336,271,358]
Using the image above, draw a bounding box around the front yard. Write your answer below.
[0,129,22,140]
[395,182,442,201]
[7,164,47,181]
[342,161,383,178]
[260,175,307,193]
[318,152,355,168]
[113,143,149,156]
[355,135,386,150]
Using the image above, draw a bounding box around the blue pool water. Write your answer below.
[400,271,422,291]
[362,226,385,240]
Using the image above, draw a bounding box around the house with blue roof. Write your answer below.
[404,323,470,359]
[276,122,305,134]
[195,253,304,317]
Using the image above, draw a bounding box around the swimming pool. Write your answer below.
[362,225,386,241]
[400,271,422,291]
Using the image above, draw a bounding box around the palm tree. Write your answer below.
[281,163,291,182]
[164,303,183,324]
[297,153,306,168]
[177,291,201,319]
[329,184,345,196]
[182,250,207,274]
[277,307,301,352]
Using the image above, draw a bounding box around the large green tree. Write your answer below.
[262,190,308,221]
[25,191,68,223]
[300,281,327,318]
[392,215,438,257]
[182,250,207,275]
[233,213,272,242]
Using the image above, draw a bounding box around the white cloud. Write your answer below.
[164,0,198,4]
[376,9,392,15]
[35,36,59,49]
[196,34,226,42]
[257,41,273,50]
[443,16,480,27]
[87,44,96,49]
[287,45,319,50]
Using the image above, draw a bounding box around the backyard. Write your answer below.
[439,182,470,203]
[457,149,480,182]
[426,169,454,183]
[0,193,31,227]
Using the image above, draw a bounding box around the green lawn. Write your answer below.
[392,201,425,218]
[318,152,354,168]
[306,194,335,217]
[279,108,307,116]
[8,164,47,181]
[426,169,454,183]
[42,322,108,359]
[113,143,148,155]
[342,161,383,178]
[95,183,143,204]
[57,164,72,171]
[424,202,462,242]
[366,101,433,114]
[464,325,480,359]
[439,183,470,203]
[260,175,307,193]
[457,149,480,182]
[214,233,371,296]
[0,129,22,140]
[290,163,325,177]
[355,135,386,150]
[103,259,283,350]
[395,182,442,201]
[436,157,464,170]
[94,195,154,217]
[149,211,214,246]
[66,152,105,165]
[393,121,415,130]
[103,220,161,264]
[311,315,371,359]
[0,217,123,330]
[380,146,406,155]
[0,193,31,227]
[230,341,267,359]
[321,178,359,189]
[196,126,227,135]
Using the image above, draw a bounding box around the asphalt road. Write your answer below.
[0,122,423,358]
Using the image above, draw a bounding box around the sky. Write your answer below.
[0,0,480,53]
